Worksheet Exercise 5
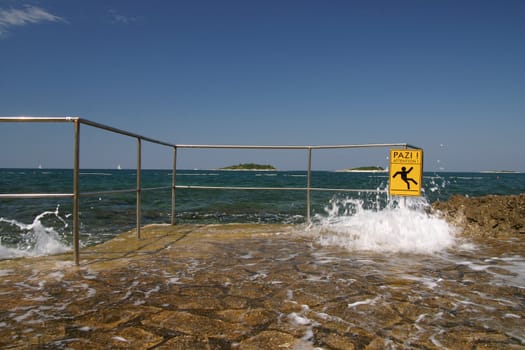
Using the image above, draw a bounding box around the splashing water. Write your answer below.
[309,196,457,254]
[0,205,70,259]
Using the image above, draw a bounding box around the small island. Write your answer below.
[220,163,277,171]
[480,170,520,174]
[337,166,386,173]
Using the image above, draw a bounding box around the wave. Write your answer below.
[0,205,71,259]
[307,197,457,254]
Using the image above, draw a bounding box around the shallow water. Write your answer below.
[0,224,523,349]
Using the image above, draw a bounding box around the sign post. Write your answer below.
[389,149,423,196]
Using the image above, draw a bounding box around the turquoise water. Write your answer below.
[1,169,524,257]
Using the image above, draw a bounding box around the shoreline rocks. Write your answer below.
[432,194,525,239]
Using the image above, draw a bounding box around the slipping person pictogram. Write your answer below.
[393,166,418,190]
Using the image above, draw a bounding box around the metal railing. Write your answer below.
[1,116,419,264]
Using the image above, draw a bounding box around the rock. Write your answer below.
[432,194,525,239]
[320,332,357,350]
[238,330,297,349]
[142,310,249,340]
[74,305,162,330]
[155,335,223,349]
[217,308,276,327]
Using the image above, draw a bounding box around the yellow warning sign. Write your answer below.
[389,149,423,196]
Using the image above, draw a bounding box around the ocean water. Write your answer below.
[0,169,524,259]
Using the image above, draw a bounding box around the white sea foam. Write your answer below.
[347,297,379,308]
[309,197,457,254]
[144,285,160,298]
[401,275,443,289]
[456,257,525,288]
[47,271,64,281]
[0,206,70,259]
[286,305,322,350]
[288,312,311,325]
[249,271,268,281]
[167,277,181,284]
[112,336,129,343]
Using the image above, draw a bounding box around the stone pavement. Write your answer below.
[1,223,524,349]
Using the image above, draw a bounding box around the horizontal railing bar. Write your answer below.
[176,185,386,193]
[79,189,137,197]
[0,193,74,199]
[0,186,385,199]
[0,117,176,148]
[176,185,307,191]
[175,143,415,150]
[176,144,308,150]
[0,116,78,123]
[141,186,172,192]
[309,143,412,150]
[310,187,387,193]
[78,119,174,148]
[79,186,172,197]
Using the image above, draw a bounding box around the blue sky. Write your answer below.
[1,0,524,171]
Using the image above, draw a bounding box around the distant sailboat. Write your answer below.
[117,164,122,170]
[38,164,43,169]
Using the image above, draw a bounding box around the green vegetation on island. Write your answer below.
[480,170,519,174]
[220,163,277,171]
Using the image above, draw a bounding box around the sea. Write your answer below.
[0,169,524,259]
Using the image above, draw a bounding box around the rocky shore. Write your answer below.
[0,196,523,349]
[432,193,525,239]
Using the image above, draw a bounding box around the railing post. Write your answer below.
[73,119,80,265]
[136,137,142,239]
[307,147,312,225]
[171,146,177,225]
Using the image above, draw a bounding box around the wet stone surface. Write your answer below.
[0,223,524,349]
